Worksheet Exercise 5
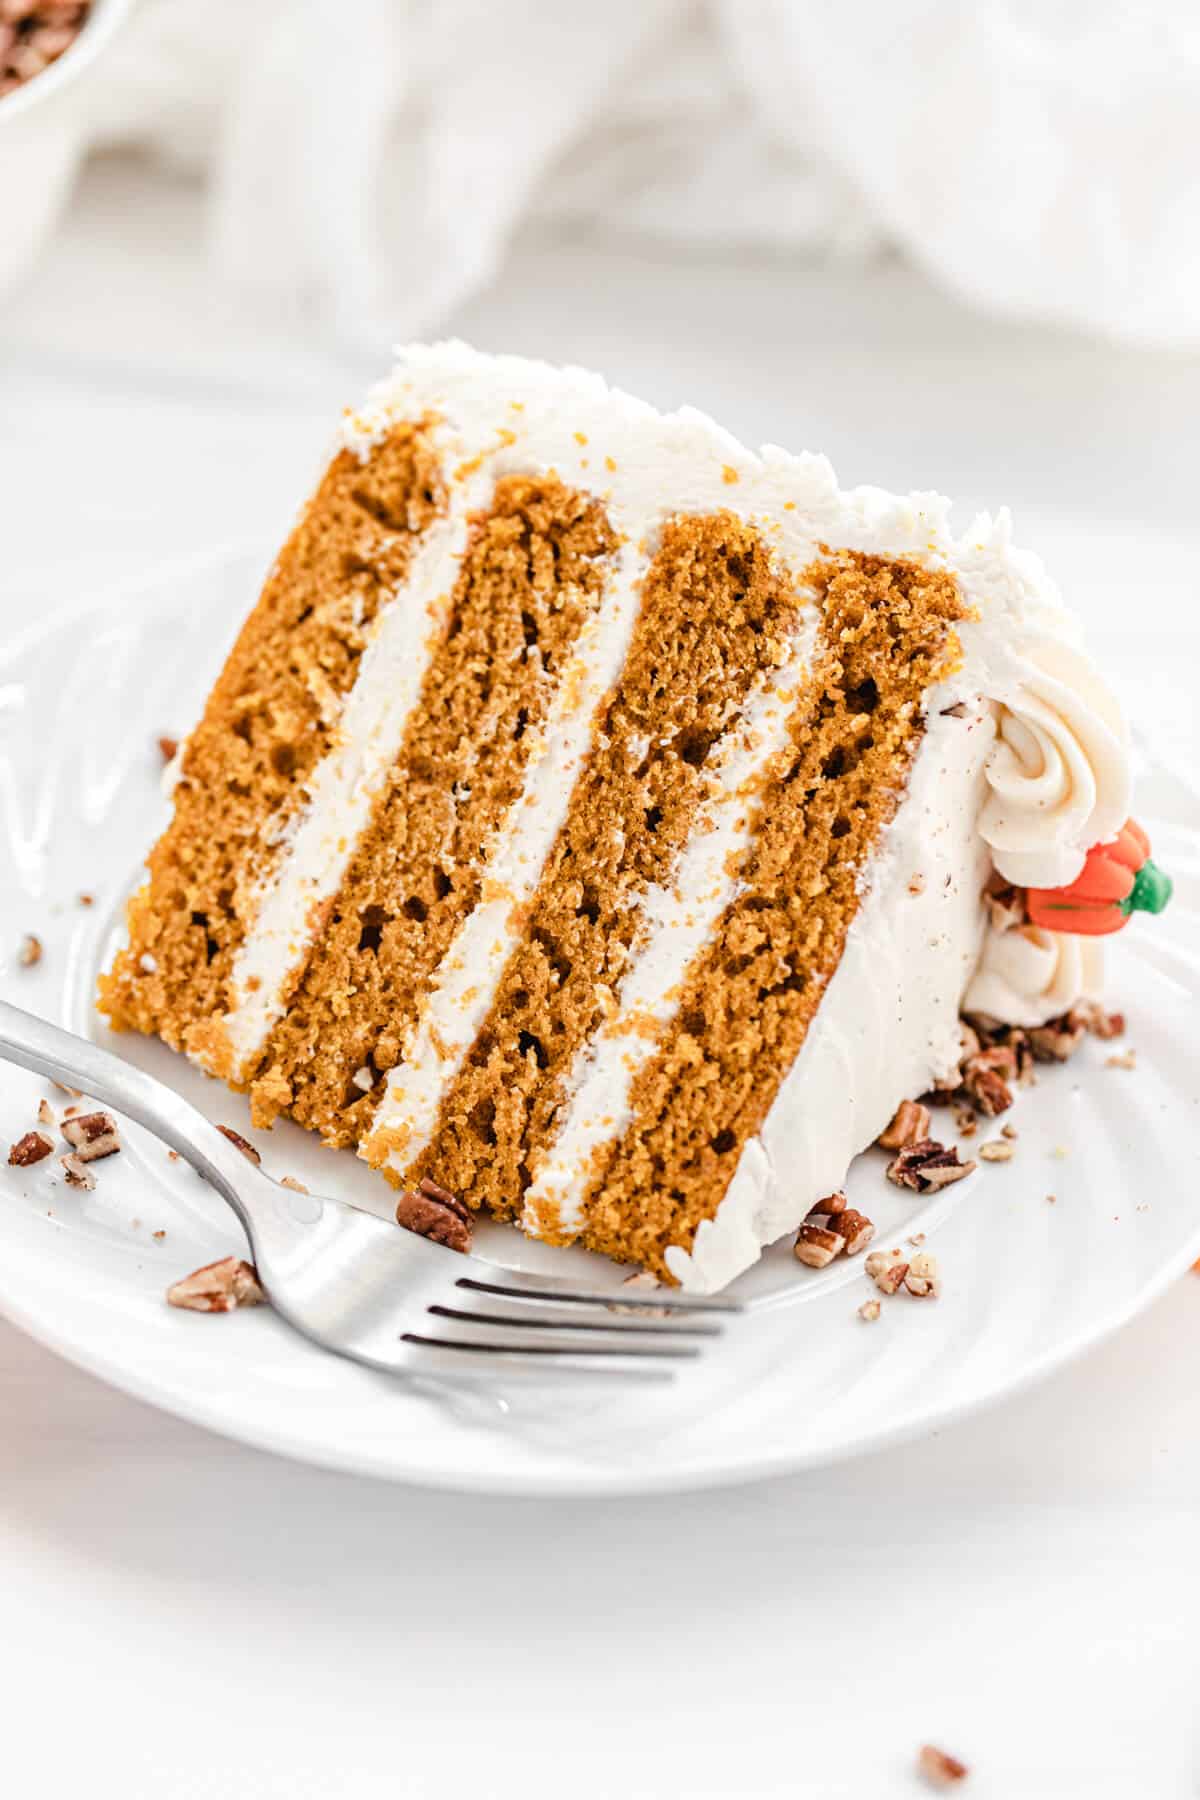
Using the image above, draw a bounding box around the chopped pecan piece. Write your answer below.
[61,1110,121,1162]
[835,1209,876,1256]
[887,1138,976,1192]
[984,871,1027,932]
[395,1175,473,1253]
[8,1129,53,1167]
[904,1251,942,1299]
[962,1047,1014,1116]
[609,1269,672,1318]
[1028,1011,1087,1063]
[979,1138,1014,1162]
[1083,1004,1125,1040]
[1106,1047,1137,1070]
[59,1153,96,1191]
[878,1099,931,1150]
[968,1042,1018,1080]
[805,1189,847,1219]
[794,1223,845,1268]
[217,1124,261,1165]
[864,1248,908,1295]
[167,1256,265,1312]
[916,1743,969,1787]
[36,1097,55,1128]
[18,932,42,968]
[1011,1031,1036,1086]
[857,1298,881,1322]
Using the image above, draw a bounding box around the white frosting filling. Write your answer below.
[964,921,1105,1028]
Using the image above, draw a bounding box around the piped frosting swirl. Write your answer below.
[978,640,1131,890]
[964,920,1105,1028]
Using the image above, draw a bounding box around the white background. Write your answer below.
[2,156,1199,1799]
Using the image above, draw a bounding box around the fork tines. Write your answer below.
[456,1273,742,1314]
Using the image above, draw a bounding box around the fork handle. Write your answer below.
[0,998,260,1237]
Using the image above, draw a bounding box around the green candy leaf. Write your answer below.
[1121,859,1173,918]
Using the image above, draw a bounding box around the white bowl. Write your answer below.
[0,0,134,296]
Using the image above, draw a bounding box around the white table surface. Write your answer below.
[2,156,1199,1800]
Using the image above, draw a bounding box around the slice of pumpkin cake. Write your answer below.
[99,342,1167,1292]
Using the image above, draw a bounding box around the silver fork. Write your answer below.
[0,1000,739,1381]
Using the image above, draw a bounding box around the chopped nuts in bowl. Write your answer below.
[0,0,133,296]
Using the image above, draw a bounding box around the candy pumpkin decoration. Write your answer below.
[1026,819,1172,936]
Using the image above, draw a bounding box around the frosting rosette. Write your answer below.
[979,640,1131,889]
[964,921,1105,1028]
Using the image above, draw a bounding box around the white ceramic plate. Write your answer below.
[2,548,1199,1495]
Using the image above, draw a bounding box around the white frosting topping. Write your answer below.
[521,622,820,1241]
[978,639,1131,890]
[665,703,995,1292]
[963,921,1105,1029]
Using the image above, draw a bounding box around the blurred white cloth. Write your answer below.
[89,0,1200,351]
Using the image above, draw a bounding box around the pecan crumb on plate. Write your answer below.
[961,1046,1014,1116]
[61,1110,121,1162]
[835,1209,876,1256]
[59,1153,96,1191]
[8,1129,54,1167]
[886,1139,976,1192]
[917,1743,969,1788]
[217,1124,262,1165]
[877,1098,931,1150]
[864,1248,908,1296]
[167,1257,265,1313]
[395,1175,473,1253]
[794,1222,845,1268]
[904,1251,942,1299]
[806,1189,847,1218]
[17,932,42,968]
